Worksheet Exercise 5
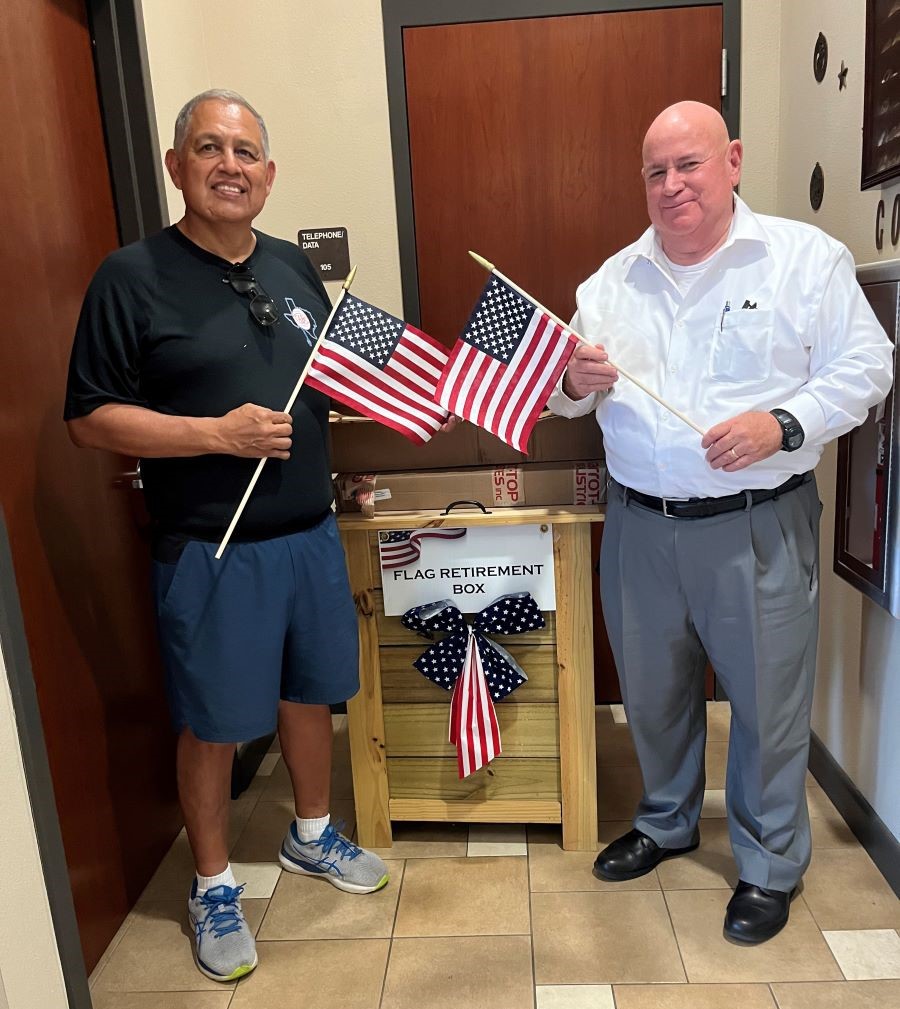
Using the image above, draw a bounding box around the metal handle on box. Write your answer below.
[440,499,492,515]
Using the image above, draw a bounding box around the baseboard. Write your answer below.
[808,731,900,896]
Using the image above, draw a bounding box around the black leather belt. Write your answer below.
[624,472,809,519]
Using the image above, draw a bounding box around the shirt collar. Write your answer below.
[623,194,770,275]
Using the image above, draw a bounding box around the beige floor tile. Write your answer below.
[705,741,729,789]
[770,979,900,1008]
[536,984,615,1008]
[656,819,737,890]
[90,995,233,1009]
[532,890,685,984]
[822,929,900,980]
[138,831,197,903]
[255,752,280,776]
[468,823,528,856]
[806,786,844,823]
[369,821,468,859]
[596,820,636,846]
[610,704,628,723]
[597,764,644,820]
[706,702,732,741]
[701,790,728,818]
[802,849,900,931]
[261,752,354,801]
[596,709,638,767]
[613,983,777,1008]
[259,860,404,940]
[230,798,356,862]
[230,939,389,1008]
[394,856,530,936]
[810,815,858,849]
[228,862,281,898]
[382,935,534,1009]
[91,899,266,992]
[528,826,660,892]
[665,890,842,982]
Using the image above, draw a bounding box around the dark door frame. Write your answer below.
[4,4,165,1006]
[381,0,741,325]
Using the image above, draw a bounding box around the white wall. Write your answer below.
[142,0,404,315]
[140,0,898,839]
[0,641,68,1009]
[770,0,900,841]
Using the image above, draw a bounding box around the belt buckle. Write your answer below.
[661,496,688,518]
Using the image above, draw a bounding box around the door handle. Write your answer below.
[113,462,143,490]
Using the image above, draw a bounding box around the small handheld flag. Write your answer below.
[435,276,578,452]
[305,294,450,444]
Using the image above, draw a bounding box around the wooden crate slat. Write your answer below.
[387,756,560,800]
[389,798,561,823]
[380,645,558,702]
[384,702,559,757]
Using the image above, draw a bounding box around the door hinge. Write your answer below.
[721,48,728,97]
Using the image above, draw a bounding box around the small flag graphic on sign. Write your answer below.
[436,277,578,452]
[379,528,467,570]
[305,294,450,444]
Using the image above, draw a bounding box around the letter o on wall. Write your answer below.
[891,194,900,246]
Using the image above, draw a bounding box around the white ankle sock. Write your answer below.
[296,813,330,843]
[196,864,236,896]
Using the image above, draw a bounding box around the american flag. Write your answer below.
[449,630,501,778]
[379,528,466,570]
[436,277,578,452]
[305,294,450,444]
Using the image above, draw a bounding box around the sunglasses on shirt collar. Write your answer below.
[223,263,278,327]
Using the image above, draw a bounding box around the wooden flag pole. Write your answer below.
[215,265,358,559]
[468,251,705,437]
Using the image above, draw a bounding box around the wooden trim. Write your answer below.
[337,506,604,531]
[553,523,599,850]
[343,530,393,847]
[390,798,561,822]
[808,732,900,897]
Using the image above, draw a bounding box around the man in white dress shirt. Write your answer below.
[549,101,893,944]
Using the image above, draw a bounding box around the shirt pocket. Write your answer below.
[709,309,774,383]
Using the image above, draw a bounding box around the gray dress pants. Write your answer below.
[599,475,822,891]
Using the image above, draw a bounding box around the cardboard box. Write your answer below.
[336,462,607,514]
[328,412,603,473]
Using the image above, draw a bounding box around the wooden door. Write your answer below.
[403,5,724,701]
[1,1,181,971]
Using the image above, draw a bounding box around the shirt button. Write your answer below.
[676,320,686,328]
[669,366,678,374]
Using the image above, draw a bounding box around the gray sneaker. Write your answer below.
[187,880,258,982]
[279,821,389,893]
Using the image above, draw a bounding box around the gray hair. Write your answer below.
[173,89,271,160]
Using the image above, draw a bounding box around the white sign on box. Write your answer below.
[379,524,556,615]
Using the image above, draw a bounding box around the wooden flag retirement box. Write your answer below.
[337,506,603,851]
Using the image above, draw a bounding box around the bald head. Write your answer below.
[643,101,730,163]
[640,101,742,264]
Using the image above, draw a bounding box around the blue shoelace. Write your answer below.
[199,884,246,938]
[310,823,362,863]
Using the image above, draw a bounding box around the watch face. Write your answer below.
[787,431,804,450]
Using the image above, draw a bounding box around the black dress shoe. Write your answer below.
[723,880,797,944]
[592,828,700,882]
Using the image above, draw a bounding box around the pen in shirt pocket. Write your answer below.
[719,300,731,331]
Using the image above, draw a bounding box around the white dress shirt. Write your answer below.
[548,196,895,498]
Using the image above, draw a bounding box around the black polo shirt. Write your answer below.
[65,227,334,539]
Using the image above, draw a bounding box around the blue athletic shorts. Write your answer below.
[151,513,359,743]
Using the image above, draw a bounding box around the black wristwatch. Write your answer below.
[770,409,805,452]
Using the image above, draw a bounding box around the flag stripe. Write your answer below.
[305,296,449,445]
[435,277,577,453]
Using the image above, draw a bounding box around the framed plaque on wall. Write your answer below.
[862,0,900,189]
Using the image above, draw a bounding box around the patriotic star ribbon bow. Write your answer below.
[401,593,546,778]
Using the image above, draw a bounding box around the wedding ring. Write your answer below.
[730,448,739,460]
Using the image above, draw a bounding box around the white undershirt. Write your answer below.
[661,249,717,297]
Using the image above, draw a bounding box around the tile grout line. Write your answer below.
[659,878,691,985]
[525,826,538,1009]
[378,855,408,1009]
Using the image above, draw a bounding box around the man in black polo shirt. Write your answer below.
[65,89,387,983]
